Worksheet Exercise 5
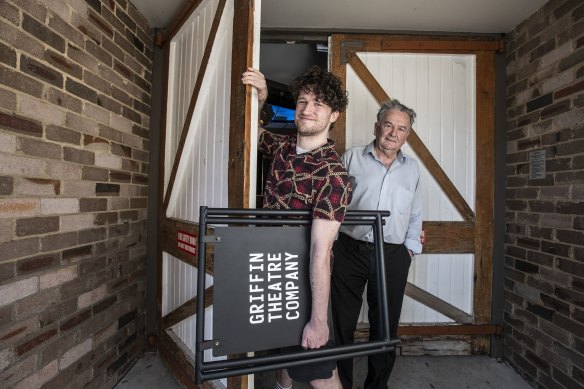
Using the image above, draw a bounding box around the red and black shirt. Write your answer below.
[259,132,351,222]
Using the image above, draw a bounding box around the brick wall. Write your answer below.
[0,0,152,387]
[505,0,583,388]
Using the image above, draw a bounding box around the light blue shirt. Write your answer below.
[340,142,423,254]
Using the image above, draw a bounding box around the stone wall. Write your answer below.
[0,0,152,387]
[505,0,583,387]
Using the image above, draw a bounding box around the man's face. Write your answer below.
[294,90,339,137]
[374,109,411,155]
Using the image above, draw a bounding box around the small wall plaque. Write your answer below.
[529,150,546,180]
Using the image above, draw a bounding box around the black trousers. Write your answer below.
[331,232,412,389]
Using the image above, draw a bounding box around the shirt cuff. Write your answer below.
[405,238,423,255]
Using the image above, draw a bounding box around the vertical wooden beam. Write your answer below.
[228,0,256,209]
[329,34,347,154]
[228,5,255,387]
[472,50,495,354]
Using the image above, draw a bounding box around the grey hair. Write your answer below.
[376,99,416,128]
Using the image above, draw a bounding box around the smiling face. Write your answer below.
[294,90,340,138]
[374,108,411,156]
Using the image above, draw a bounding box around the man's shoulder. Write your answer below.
[343,145,368,156]
[401,151,421,169]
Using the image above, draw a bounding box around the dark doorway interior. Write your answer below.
[256,42,328,203]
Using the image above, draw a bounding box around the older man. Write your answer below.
[331,99,423,389]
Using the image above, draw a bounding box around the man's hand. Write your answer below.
[301,320,329,349]
[241,67,267,107]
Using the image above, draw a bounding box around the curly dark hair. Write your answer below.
[289,66,349,113]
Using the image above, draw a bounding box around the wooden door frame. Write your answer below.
[330,34,501,353]
[155,1,258,387]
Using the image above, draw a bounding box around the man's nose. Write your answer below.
[303,101,317,114]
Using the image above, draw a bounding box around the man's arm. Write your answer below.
[241,67,268,138]
[301,218,341,349]
[405,175,423,256]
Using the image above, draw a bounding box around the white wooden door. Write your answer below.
[158,0,261,387]
[331,34,498,353]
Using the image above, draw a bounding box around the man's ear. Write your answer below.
[329,111,340,124]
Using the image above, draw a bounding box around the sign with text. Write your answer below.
[177,230,197,256]
[212,226,311,356]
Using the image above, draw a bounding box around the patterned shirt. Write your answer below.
[258,132,351,222]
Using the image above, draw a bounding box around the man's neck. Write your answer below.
[297,132,329,152]
[373,146,399,169]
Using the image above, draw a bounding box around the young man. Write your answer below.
[332,99,423,389]
[242,66,351,389]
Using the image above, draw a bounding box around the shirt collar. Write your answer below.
[364,141,407,163]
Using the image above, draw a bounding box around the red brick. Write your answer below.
[0,41,16,67]
[46,125,82,145]
[80,198,107,212]
[66,78,98,104]
[101,6,125,35]
[22,14,65,53]
[109,171,130,183]
[66,44,98,73]
[0,111,43,137]
[0,261,15,282]
[20,54,63,88]
[99,124,124,143]
[0,1,20,26]
[64,147,95,165]
[88,10,114,37]
[97,93,123,114]
[102,35,125,63]
[46,87,83,113]
[17,137,62,159]
[16,288,60,320]
[84,71,112,96]
[17,254,59,275]
[39,298,76,328]
[16,216,59,237]
[82,166,109,181]
[40,231,78,252]
[0,176,14,195]
[62,245,93,262]
[48,13,84,48]
[0,237,40,261]
[0,65,43,98]
[115,7,136,31]
[59,309,92,332]
[85,40,113,67]
[0,317,38,344]
[95,212,118,225]
[111,85,132,106]
[79,227,107,244]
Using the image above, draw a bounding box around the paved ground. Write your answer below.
[116,352,532,389]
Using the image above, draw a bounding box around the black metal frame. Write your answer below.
[195,207,396,383]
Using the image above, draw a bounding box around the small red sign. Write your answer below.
[177,230,197,256]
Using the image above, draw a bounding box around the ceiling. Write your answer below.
[132,0,548,34]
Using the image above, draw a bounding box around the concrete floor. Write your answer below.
[116,352,532,389]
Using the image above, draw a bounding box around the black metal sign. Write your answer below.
[213,226,311,356]
[195,208,396,384]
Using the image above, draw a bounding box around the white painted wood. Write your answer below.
[347,53,476,324]
[165,0,232,222]
[161,0,260,386]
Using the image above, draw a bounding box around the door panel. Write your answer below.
[158,0,260,386]
[332,34,496,351]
